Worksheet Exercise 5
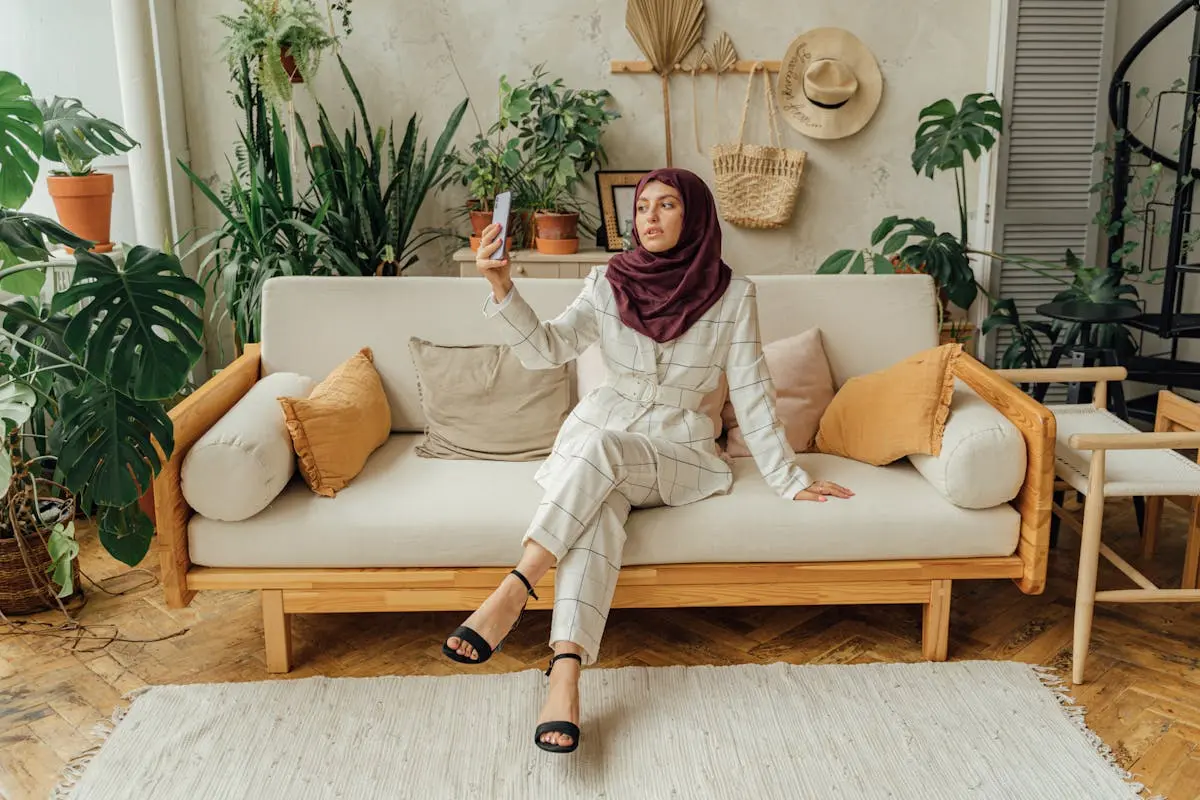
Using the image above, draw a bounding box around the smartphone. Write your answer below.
[490,191,512,261]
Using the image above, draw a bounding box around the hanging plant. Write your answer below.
[218,0,338,108]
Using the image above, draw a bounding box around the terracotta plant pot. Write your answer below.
[534,212,580,255]
[471,208,527,252]
[468,210,492,251]
[46,173,114,253]
[281,45,303,84]
[533,236,579,256]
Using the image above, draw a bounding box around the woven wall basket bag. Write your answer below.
[710,62,807,229]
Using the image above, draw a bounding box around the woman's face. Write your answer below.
[635,180,684,253]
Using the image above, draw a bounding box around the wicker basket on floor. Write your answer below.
[0,494,81,616]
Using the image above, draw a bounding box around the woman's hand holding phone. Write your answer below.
[476,223,512,303]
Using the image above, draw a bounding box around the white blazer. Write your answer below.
[482,265,813,506]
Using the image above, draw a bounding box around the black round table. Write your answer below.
[1032,301,1140,414]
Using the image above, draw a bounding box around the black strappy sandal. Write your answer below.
[441,569,538,664]
[534,652,583,754]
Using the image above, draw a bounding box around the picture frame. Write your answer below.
[595,170,650,252]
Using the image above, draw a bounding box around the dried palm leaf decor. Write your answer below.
[626,0,706,165]
[709,32,737,140]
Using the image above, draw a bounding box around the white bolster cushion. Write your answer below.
[181,372,314,521]
[908,382,1026,509]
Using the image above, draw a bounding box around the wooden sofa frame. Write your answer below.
[154,345,1055,673]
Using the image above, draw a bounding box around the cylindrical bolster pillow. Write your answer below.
[908,383,1026,509]
[181,372,314,521]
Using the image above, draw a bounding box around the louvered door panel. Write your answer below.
[985,0,1115,378]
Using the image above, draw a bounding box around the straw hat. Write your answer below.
[777,27,883,140]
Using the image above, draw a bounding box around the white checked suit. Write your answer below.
[483,265,812,663]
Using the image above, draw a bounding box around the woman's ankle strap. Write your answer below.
[509,568,538,600]
[545,652,583,676]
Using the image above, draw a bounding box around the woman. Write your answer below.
[443,168,853,753]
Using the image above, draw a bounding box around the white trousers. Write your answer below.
[522,430,664,665]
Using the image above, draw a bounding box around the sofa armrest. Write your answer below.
[154,344,262,608]
[954,355,1056,595]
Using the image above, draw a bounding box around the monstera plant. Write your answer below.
[0,71,205,613]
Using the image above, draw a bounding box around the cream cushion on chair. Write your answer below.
[181,372,314,521]
[909,383,1026,509]
[1051,404,1200,496]
[187,435,1020,568]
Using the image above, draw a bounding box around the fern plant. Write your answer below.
[218,0,338,108]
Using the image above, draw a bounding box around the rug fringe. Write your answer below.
[49,689,142,799]
[1030,665,1164,799]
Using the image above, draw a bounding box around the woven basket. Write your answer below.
[711,63,806,229]
[0,495,81,616]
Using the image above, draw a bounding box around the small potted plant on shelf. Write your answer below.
[442,133,524,250]
[0,72,207,615]
[510,65,619,255]
[217,0,340,108]
[34,96,138,254]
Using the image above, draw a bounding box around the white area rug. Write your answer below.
[55,661,1148,800]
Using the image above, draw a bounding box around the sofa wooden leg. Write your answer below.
[1184,499,1200,591]
[921,579,951,662]
[262,589,293,674]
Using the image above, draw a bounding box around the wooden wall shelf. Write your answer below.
[610,59,781,75]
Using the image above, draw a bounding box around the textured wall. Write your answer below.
[175,0,991,277]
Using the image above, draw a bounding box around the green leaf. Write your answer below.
[0,71,43,208]
[0,207,91,258]
[46,521,78,597]
[98,504,154,568]
[0,379,36,430]
[35,96,137,172]
[816,249,856,274]
[912,92,1003,178]
[871,254,895,274]
[881,230,911,257]
[53,246,205,401]
[848,252,866,274]
[870,216,899,247]
[0,439,11,498]
[0,266,45,297]
[53,379,172,507]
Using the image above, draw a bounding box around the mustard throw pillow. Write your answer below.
[409,337,570,461]
[815,343,962,466]
[278,347,391,497]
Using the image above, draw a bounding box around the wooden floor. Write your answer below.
[2,498,1199,799]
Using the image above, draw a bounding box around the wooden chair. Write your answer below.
[998,367,1200,684]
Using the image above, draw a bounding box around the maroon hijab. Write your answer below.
[605,168,732,343]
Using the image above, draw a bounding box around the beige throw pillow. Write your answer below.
[409,338,571,461]
[722,327,835,456]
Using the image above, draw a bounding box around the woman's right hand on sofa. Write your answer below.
[793,480,854,502]
[476,223,513,303]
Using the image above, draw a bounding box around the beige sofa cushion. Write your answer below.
[181,372,314,522]
[188,435,1021,569]
[908,383,1026,509]
[259,274,940,432]
[408,337,571,460]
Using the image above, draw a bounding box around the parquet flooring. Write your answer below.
[2,498,1198,799]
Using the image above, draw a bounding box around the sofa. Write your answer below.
[154,274,1054,673]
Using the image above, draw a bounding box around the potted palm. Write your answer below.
[509,66,619,255]
[34,96,138,253]
[0,72,206,614]
[217,0,340,108]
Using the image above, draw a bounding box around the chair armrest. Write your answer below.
[154,344,261,608]
[1068,431,1200,451]
[994,366,1127,385]
[953,354,1056,595]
